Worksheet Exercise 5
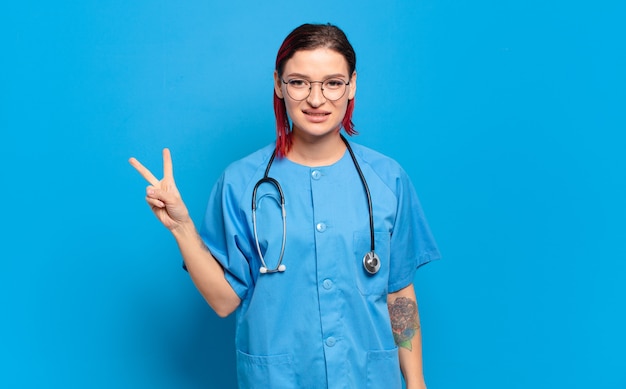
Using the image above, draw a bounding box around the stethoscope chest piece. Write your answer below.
[363,251,380,275]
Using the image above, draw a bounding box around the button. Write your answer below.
[325,337,336,347]
[316,223,326,232]
[311,170,322,180]
[322,279,333,290]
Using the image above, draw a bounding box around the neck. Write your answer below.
[286,131,346,167]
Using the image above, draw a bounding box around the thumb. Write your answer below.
[147,185,180,204]
[147,186,167,201]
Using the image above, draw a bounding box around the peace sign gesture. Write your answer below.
[129,148,191,231]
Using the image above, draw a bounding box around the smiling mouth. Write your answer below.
[305,112,330,116]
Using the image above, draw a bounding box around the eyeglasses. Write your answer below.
[281,78,350,101]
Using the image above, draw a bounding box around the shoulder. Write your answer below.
[221,143,275,184]
[345,138,418,200]
[347,139,407,180]
[211,143,276,204]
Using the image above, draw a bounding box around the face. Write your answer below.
[274,48,356,142]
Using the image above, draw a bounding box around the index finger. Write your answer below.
[162,148,173,180]
[128,157,159,186]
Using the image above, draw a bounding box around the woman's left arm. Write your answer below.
[388,283,427,389]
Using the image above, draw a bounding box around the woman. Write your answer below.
[130,23,439,389]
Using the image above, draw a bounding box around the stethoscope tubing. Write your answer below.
[341,135,375,254]
[252,176,287,274]
[252,134,378,275]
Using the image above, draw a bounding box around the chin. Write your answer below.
[292,125,342,140]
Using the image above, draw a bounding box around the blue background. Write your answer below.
[2,1,625,388]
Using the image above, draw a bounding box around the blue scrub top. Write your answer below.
[199,139,440,389]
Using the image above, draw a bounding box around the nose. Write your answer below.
[306,81,326,107]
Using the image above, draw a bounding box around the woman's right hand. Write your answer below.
[129,148,191,231]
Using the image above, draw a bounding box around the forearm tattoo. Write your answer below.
[388,297,420,351]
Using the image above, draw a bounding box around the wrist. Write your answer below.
[171,218,197,240]
[404,377,427,389]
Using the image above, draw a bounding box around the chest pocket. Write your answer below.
[353,231,391,296]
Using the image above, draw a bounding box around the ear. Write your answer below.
[274,70,284,99]
[348,71,357,100]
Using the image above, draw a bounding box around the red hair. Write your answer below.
[273,24,357,157]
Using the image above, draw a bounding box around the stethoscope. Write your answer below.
[251,135,380,275]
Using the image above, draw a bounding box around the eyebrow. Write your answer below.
[285,72,348,80]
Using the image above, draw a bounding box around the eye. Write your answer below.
[288,79,309,88]
[324,79,346,89]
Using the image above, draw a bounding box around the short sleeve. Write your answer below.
[387,169,440,293]
[196,173,254,300]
